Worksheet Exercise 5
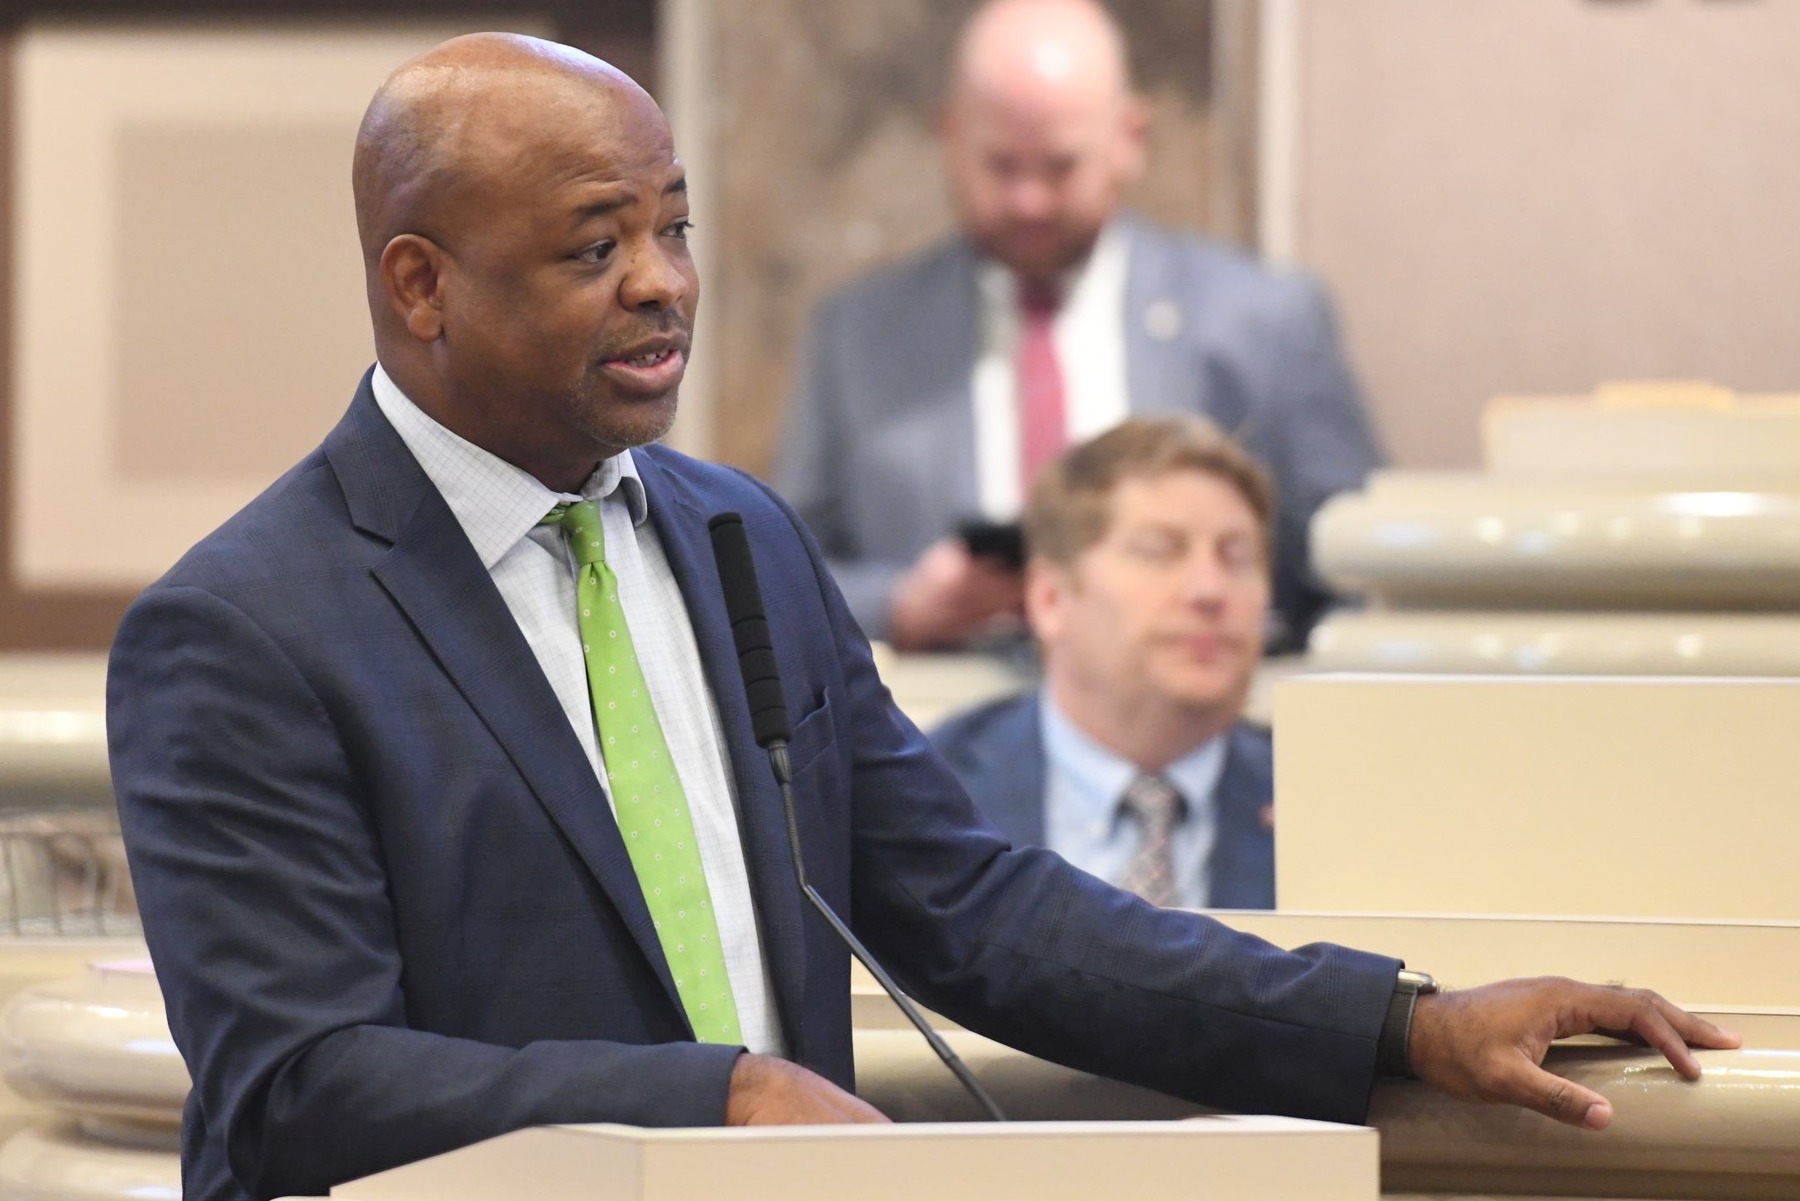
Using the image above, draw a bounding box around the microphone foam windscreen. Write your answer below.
[708,513,792,746]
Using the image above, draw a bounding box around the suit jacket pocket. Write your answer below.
[785,688,837,778]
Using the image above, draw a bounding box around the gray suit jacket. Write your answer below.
[929,692,1276,909]
[775,214,1381,648]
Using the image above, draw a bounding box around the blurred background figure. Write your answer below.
[776,0,1379,653]
[932,416,1275,910]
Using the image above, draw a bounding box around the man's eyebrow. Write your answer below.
[575,195,633,221]
[573,176,687,222]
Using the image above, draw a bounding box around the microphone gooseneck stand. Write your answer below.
[707,513,1007,1123]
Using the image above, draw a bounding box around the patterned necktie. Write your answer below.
[546,500,743,1044]
[1117,774,1185,908]
[1016,280,1066,496]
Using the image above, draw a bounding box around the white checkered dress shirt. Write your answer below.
[372,366,783,1056]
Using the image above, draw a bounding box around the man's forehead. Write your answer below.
[469,70,659,145]
[533,102,682,191]
[567,155,687,190]
[958,88,1116,152]
[1107,471,1261,527]
[457,77,678,194]
[550,161,687,226]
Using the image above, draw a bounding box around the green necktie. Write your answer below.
[547,500,743,1045]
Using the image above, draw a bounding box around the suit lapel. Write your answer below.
[326,382,688,1026]
[891,240,982,526]
[1123,218,1188,419]
[936,246,982,519]
[1207,723,1276,909]
[952,694,1049,846]
[634,450,813,1061]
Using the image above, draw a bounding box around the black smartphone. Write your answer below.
[957,519,1026,571]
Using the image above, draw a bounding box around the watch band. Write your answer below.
[1376,969,1439,1078]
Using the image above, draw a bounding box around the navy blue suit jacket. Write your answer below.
[930,693,1275,909]
[109,375,1396,1201]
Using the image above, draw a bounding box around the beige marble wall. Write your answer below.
[0,9,651,648]
[701,0,1257,475]
[1289,0,1800,470]
[9,27,474,591]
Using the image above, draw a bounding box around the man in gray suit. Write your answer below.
[776,0,1380,652]
[933,416,1277,910]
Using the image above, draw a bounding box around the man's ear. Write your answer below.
[380,234,449,343]
[1024,558,1072,644]
[1115,92,1150,183]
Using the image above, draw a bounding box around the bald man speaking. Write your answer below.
[777,0,1381,652]
[109,32,1732,1201]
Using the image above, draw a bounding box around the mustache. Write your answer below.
[596,315,691,359]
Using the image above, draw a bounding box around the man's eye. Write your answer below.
[1218,536,1258,572]
[665,219,694,240]
[1126,534,1181,562]
[576,240,616,265]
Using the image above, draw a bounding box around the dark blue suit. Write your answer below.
[108,375,1397,1201]
[930,694,1276,909]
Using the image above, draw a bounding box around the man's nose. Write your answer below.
[1003,175,1058,221]
[1177,555,1231,605]
[619,240,690,310]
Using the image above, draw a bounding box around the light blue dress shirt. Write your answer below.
[1039,690,1226,909]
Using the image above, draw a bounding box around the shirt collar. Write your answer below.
[1039,686,1229,832]
[975,218,1127,322]
[370,364,649,570]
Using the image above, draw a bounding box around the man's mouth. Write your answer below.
[598,337,689,394]
[618,347,677,369]
[1161,632,1235,660]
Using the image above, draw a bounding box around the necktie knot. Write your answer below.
[1018,279,1062,322]
[545,500,606,567]
[1122,774,1185,834]
[1123,774,1180,821]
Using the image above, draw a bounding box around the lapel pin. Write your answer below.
[1143,299,1182,342]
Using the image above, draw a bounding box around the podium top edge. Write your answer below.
[543,1116,1370,1142]
[1203,910,1800,931]
[1280,672,1800,688]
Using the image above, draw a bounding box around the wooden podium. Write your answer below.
[324,1118,1378,1201]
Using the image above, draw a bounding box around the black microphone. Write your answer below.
[708,511,1006,1122]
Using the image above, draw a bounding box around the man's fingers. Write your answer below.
[1415,979,1736,1131]
[840,1092,893,1124]
[1577,987,1726,1081]
[1625,1002,1702,1080]
[727,1053,893,1125]
[1498,1056,1614,1130]
[1655,996,1742,1051]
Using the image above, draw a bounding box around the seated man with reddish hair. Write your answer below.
[935,416,1277,909]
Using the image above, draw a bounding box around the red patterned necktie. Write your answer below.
[1016,280,1066,496]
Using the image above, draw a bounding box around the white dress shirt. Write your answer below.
[971,220,1132,520]
[1039,689,1226,910]
[371,365,783,1055]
